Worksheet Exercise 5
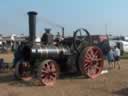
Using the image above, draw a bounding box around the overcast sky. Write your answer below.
[0,0,128,36]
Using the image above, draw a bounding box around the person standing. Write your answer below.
[113,46,121,69]
[107,47,115,69]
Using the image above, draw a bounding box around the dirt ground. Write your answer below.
[0,52,128,96]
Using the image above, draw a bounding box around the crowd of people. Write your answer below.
[107,46,121,69]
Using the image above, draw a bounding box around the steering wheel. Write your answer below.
[73,28,91,53]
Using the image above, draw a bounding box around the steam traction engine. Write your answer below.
[14,11,104,86]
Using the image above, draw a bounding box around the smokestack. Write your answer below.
[27,11,38,42]
[62,27,64,38]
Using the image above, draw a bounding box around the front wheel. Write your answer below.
[38,60,59,86]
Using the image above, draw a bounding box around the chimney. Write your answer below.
[62,27,64,38]
[27,11,38,42]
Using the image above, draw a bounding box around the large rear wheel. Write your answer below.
[79,46,104,79]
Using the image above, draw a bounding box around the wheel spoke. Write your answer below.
[42,77,48,83]
[85,52,92,60]
[41,67,49,73]
[41,74,47,78]
[48,62,52,69]
[44,64,48,70]
[84,59,91,63]
[83,63,90,69]
[95,65,101,70]
[47,63,51,72]
[93,58,102,62]
[83,62,92,72]
[89,48,95,58]
[94,50,98,56]
[51,63,56,72]
[50,74,56,80]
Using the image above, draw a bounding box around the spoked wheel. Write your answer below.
[79,46,104,79]
[38,60,59,86]
[15,60,32,81]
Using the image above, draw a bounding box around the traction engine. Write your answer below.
[14,11,104,86]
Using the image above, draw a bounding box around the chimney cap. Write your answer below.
[28,11,38,15]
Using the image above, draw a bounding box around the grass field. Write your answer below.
[0,52,128,96]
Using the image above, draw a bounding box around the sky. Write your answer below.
[0,0,128,36]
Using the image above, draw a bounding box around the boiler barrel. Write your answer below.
[31,46,70,58]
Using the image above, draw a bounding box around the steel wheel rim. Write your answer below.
[15,61,32,81]
[81,47,104,79]
[40,60,58,86]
